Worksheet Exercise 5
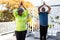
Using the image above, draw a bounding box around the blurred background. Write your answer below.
[0,0,60,40]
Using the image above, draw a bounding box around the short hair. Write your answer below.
[42,7,45,10]
[17,8,24,13]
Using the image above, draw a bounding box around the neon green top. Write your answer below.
[13,9,29,31]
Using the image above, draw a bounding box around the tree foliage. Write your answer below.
[0,0,37,22]
[0,0,34,10]
[0,10,15,22]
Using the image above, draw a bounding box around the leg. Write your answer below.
[43,26,48,40]
[15,30,27,40]
[21,30,27,40]
[40,25,44,40]
[15,31,22,40]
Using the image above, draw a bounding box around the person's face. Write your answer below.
[41,7,45,12]
[18,10,23,16]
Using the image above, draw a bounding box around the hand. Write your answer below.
[43,1,45,5]
[18,2,23,8]
[20,2,23,6]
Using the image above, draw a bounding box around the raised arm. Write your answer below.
[22,5,26,10]
[38,5,44,13]
[18,2,27,10]
[21,2,27,10]
[13,9,18,17]
[45,4,51,13]
[18,2,22,8]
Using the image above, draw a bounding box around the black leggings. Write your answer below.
[15,30,27,40]
[40,25,48,40]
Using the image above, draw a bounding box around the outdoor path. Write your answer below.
[0,33,56,40]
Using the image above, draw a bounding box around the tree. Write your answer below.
[0,0,34,10]
[0,0,36,22]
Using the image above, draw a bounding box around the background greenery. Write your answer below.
[0,9,15,22]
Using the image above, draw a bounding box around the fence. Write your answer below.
[0,22,15,35]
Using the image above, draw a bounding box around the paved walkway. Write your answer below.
[0,33,56,40]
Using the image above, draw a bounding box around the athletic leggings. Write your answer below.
[40,25,48,40]
[15,30,27,40]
